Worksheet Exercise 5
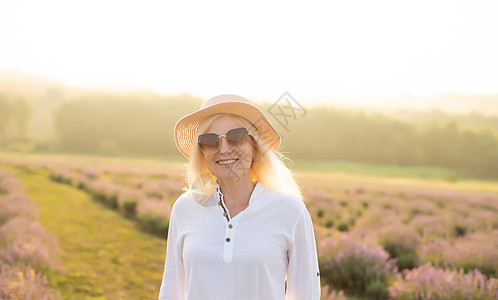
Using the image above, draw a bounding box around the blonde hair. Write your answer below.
[185,113,303,202]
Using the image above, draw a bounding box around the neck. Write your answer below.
[217,177,256,206]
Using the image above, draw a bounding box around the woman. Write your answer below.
[159,94,320,300]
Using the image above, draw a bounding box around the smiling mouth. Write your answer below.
[216,158,239,166]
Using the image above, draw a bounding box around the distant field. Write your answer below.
[0,151,475,180]
[1,152,497,299]
[291,159,455,179]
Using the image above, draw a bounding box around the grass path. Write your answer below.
[1,164,167,300]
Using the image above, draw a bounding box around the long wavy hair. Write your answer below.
[184,113,302,203]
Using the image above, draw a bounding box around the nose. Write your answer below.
[218,136,232,154]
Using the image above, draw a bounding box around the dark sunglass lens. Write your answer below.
[198,134,219,145]
[198,134,219,153]
[226,128,248,144]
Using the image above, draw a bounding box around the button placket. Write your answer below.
[223,222,235,263]
[216,184,236,263]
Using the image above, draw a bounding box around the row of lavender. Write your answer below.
[46,164,178,239]
[304,184,498,279]
[302,177,498,299]
[317,231,498,299]
[0,168,61,299]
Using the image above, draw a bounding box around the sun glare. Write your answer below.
[1,0,497,103]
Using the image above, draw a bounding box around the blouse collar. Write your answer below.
[214,181,262,206]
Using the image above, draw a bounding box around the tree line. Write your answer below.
[276,105,498,178]
[52,94,498,178]
[0,94,32,146]
[53,92,203,156]
[1,91,498,178]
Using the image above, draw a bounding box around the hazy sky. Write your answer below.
[1,0,497,104]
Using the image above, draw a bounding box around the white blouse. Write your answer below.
[158,181,321,300]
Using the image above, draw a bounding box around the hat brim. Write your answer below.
[174,102,281,159]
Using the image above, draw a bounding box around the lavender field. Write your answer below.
[0,153,497,299]
[0,168,61,299]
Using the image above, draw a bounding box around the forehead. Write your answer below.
[206,115,245,134]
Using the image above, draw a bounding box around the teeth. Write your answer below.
[217,159,238,165]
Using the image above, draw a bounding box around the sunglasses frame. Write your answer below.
[197,127,253,155]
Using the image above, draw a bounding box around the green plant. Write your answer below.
[136,213,169,238]
[119,200,137,219]
[337,221,349,232]
[319,235,395,299]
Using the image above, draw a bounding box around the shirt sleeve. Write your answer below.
[285,206,321,300]
[158,203,185,300]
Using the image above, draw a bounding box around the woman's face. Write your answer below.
[201,115,256,183]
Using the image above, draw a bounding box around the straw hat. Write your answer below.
[174,94,281,159]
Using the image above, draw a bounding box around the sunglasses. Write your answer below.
[198,127,252,155]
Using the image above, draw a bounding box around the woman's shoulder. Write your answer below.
[171,189,204,211]
[262,186,307,215]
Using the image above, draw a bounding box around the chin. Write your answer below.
[213,168,251,182]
